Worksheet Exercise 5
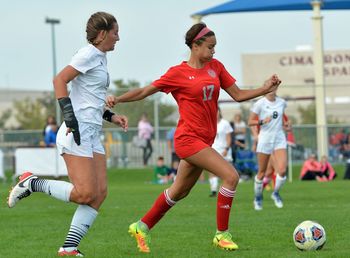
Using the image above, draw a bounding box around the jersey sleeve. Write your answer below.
[216,60,236,89]
[152,66,180,94]
[250,100,261,115]
[69,49,100,74]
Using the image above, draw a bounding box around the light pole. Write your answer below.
[45,17,61,125]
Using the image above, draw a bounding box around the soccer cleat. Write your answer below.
[213,231,239,251]
[254,195,263,211]
[271,191,283,208]
[209,191,217,197]
[58,247,84,257]
[128,221,151,253]
[7,172,37,208]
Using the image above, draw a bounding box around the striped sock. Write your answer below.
[31,178,73,202]
[141,189,176,230]
[62,205,98,250]
[217,186,236,231]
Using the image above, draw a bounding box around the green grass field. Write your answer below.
[1,166,350,258]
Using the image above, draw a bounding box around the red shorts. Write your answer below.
[174,136,213,159]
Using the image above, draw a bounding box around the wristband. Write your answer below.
[103,109,115,122]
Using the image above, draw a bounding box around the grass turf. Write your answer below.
[1,166,349,258]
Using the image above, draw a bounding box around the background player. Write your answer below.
[209,107,233,197]
[248,88,289,211]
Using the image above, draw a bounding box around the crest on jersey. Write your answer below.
[207,69,216,78]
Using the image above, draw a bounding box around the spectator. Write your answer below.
[300,154,328,181]
[44,123,59,147]
[233,113,246,150]
[229,119,236,163]
[344,159,350,179]
[43,115,56,136]
[168,159,179,182]
[166,127,180,164]
[138,113,154,166]
[340,132,350,159]
[153,156,170,184]
[319,155,336,181]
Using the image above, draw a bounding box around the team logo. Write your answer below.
[188,76,195,80]
[294,229,306,244]
[207,69,216,78]
[311,226,324,241]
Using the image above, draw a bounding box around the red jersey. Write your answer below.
[152,59,235,158]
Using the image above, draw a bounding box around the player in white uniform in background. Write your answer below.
[209,108,234,197]
[248,88,288,211]
[8,12,128,257]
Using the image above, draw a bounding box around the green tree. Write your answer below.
[297,103,343,125]
[297,103,316,124]
[0,109,12,129]
[13,93,56,130]
[109,79,176,127]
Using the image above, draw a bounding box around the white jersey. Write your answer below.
[69,44,109,126]
[251,96,287,143]
[212,118,233,160]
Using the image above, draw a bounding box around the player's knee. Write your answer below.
[77,191,97,205]
[98,186,108,202]
[223,172,239,187]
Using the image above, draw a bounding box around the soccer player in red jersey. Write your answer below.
[106,23,281,252]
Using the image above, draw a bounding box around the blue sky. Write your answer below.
[1,0,349,96]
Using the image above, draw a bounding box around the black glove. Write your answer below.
[58,97,81,145]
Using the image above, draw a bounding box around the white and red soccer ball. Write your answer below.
[293,220,326,251]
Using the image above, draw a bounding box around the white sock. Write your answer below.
[254,175,263,197]
[63,205,98,249]
[31,178,73,202]
[274,174,287,193]
[209,177,219,192]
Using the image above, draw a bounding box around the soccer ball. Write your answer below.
[293,220,326,251]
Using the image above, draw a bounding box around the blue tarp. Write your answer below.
[193,0,350,16]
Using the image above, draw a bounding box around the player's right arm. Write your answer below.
[106,84,160,108]
[53,65,80,98]
[53,65,81,145]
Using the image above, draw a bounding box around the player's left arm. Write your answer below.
[224,75,281,102]
[283,113,292,132]
[106,84,160,108]
[222,132,232,156]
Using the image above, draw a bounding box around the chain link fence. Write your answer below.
[1,124,349,172]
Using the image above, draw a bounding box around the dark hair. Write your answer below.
[86,12,117,44]
[158,156,164,161]
[185,23,215,49]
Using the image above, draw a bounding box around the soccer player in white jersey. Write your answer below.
[7,12,128,257]
[209,108,234,197]
[248,88,289,211]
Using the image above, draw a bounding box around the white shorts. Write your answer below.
[256,134,287,155]
[56,122,105,158]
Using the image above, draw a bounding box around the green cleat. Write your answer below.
[128,221,151,253]
[213,231,239,251]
